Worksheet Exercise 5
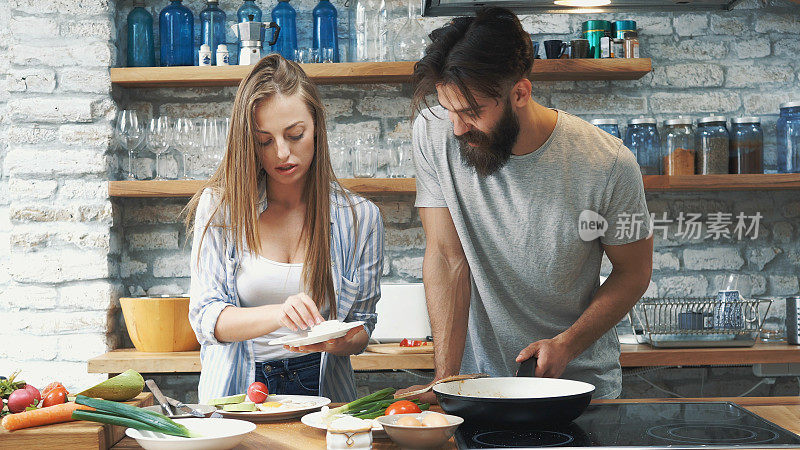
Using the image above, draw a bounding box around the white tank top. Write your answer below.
[235,252,328,362]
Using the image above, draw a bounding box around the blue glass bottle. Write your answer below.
[272,0,297,60]
[127,0,155,67]
[200,0,227,65]
[159,0,194,66]
[313,0,339,62]
[237,0,263,22]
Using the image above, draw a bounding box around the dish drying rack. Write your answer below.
[628,296,772,348]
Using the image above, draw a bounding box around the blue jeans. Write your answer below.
[255,352,321,396]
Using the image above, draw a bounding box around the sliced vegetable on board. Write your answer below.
[1,402,93,431]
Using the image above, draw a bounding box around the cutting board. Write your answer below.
[366,343,434,354]
[0,392,153,450]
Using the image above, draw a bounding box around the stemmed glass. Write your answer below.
[148,116,172,180]
[116,110,145,180]
[201,118,227,176]
[173,118,196,179]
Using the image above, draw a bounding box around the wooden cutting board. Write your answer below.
[0,392,153,450]
[366,343,434,354]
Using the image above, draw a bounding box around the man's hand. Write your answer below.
[394,385,438,405]
[515,337,576,378]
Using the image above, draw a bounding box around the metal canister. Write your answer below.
[582,20,611,59]
[787,296,800,345]
[612,20,637,40]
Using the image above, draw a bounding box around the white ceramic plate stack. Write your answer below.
[268,320,365,347]
[125,418,255,450]
[216,395,331,422]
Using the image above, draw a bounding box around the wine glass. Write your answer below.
[202,118,227,175]
[148,116,172,180]
[116,110,145,180]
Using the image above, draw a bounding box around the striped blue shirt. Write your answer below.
[189,184,384,403]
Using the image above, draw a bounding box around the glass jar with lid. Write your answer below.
[696,116,729,174]
[590,118,621,138]
[624,118,661,175]
[777,101,800,173]
[730,117,763,174]
[662,118,695,175]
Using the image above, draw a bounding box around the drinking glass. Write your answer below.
[722,273,752,299]
[148,116,172,179]
[321,47,335,63]
[293,48,308,63]
[354,135,377,178]
[387,136,405,178]
[116,110,145,180]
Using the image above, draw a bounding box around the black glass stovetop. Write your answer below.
[454,402,800,449]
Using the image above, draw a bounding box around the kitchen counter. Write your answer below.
[110,396,800,449]
[88,342,800,374]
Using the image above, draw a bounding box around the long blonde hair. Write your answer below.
[185,54,350,318]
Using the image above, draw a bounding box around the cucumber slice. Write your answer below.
[223,401,257,412]
[208,394,247,406]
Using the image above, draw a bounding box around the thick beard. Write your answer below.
[455,100,520,177]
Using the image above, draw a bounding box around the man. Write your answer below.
[398,7,653,401]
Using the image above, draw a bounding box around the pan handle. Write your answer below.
[516,356,537,377]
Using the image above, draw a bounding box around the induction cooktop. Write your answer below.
[454,402,800,449]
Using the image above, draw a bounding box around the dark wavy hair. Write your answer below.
[411,6,534,117]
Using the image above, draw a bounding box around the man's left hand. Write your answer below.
[515,337,576,378]
[284,326,362,354]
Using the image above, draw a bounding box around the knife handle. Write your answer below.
[145,379,176,416]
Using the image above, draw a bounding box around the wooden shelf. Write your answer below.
[108,178,415,198]
[108,174,800,198]
[109,58,652,88]
[88,342,800,374]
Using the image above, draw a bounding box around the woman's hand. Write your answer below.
[279,293,325,331]
[284,325,367,356]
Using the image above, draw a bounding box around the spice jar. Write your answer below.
[624,31,639,58]
[696,116,729,174]
[662,118,695,175]
[590,118,621,139]
[730,117,763,174]
[777,101,800,173]
[624,118,661,175]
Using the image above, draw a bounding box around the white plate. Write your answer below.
[301,410,388,439]
[143,404,217,419]
[268,321,365,347]
[215,395,331,422]
[125,418,255,450]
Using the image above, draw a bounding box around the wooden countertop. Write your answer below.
[111,396,800,449]
[88,342,800,374]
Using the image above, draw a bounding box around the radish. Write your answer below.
[7,389,35,413]
[24,385,41,406]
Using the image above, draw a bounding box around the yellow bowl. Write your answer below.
[120,297,200,352]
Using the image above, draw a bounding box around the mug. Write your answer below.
[570,39,590,59]
[714,290,744,329]
[544,40,568,59]
[532,41,540,59]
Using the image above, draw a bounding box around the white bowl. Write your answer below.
[125,418,255,450]
[375,412,463,449]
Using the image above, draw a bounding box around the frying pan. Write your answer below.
[432,357,595,426]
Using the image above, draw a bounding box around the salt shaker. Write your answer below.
[199,44,212,66]
[216,44,229,66]
[326,416,373,450]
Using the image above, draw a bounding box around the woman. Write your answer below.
[185,54,383,403]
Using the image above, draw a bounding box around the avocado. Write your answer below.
[208,393,247,406]
[77,369,145,402]
[222,401,257,412]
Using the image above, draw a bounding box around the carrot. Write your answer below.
[1,402,94,431]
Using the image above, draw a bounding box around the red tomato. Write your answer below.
[41,389,67,408]
[385,400,422,416]
[247,382,269,403]
[42,382,67,399]
[399,339,428,347]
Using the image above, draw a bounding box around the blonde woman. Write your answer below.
[185,54,383,403]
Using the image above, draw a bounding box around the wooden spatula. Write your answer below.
[394,373,490,399]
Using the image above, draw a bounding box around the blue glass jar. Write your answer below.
[313,0,339,62]
[237,0,262,22]
[272,0,297,60]
[625,118,661,175]
[730,117,763,174]
[590,119,620,138]
[200,0,227,65]
[777,101,800,174]
[696,116,729,174]
[127,0,155,67]
[159,0,194,66]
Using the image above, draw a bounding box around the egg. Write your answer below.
[421,412,450,427]
[395,415,423,427]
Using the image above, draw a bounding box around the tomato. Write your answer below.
[42,382,67,399]
[385,400,422,416]
[41,389,67,408]
[399,339,428,347]
[247,382,269,403]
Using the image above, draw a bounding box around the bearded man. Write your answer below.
[398,7,654,401]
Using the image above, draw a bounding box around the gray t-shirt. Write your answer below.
[412,107,651,399]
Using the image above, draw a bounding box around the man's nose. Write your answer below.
[450,113,469,136]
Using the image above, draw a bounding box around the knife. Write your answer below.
[166,396,206,418]
[145,379,176,417]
